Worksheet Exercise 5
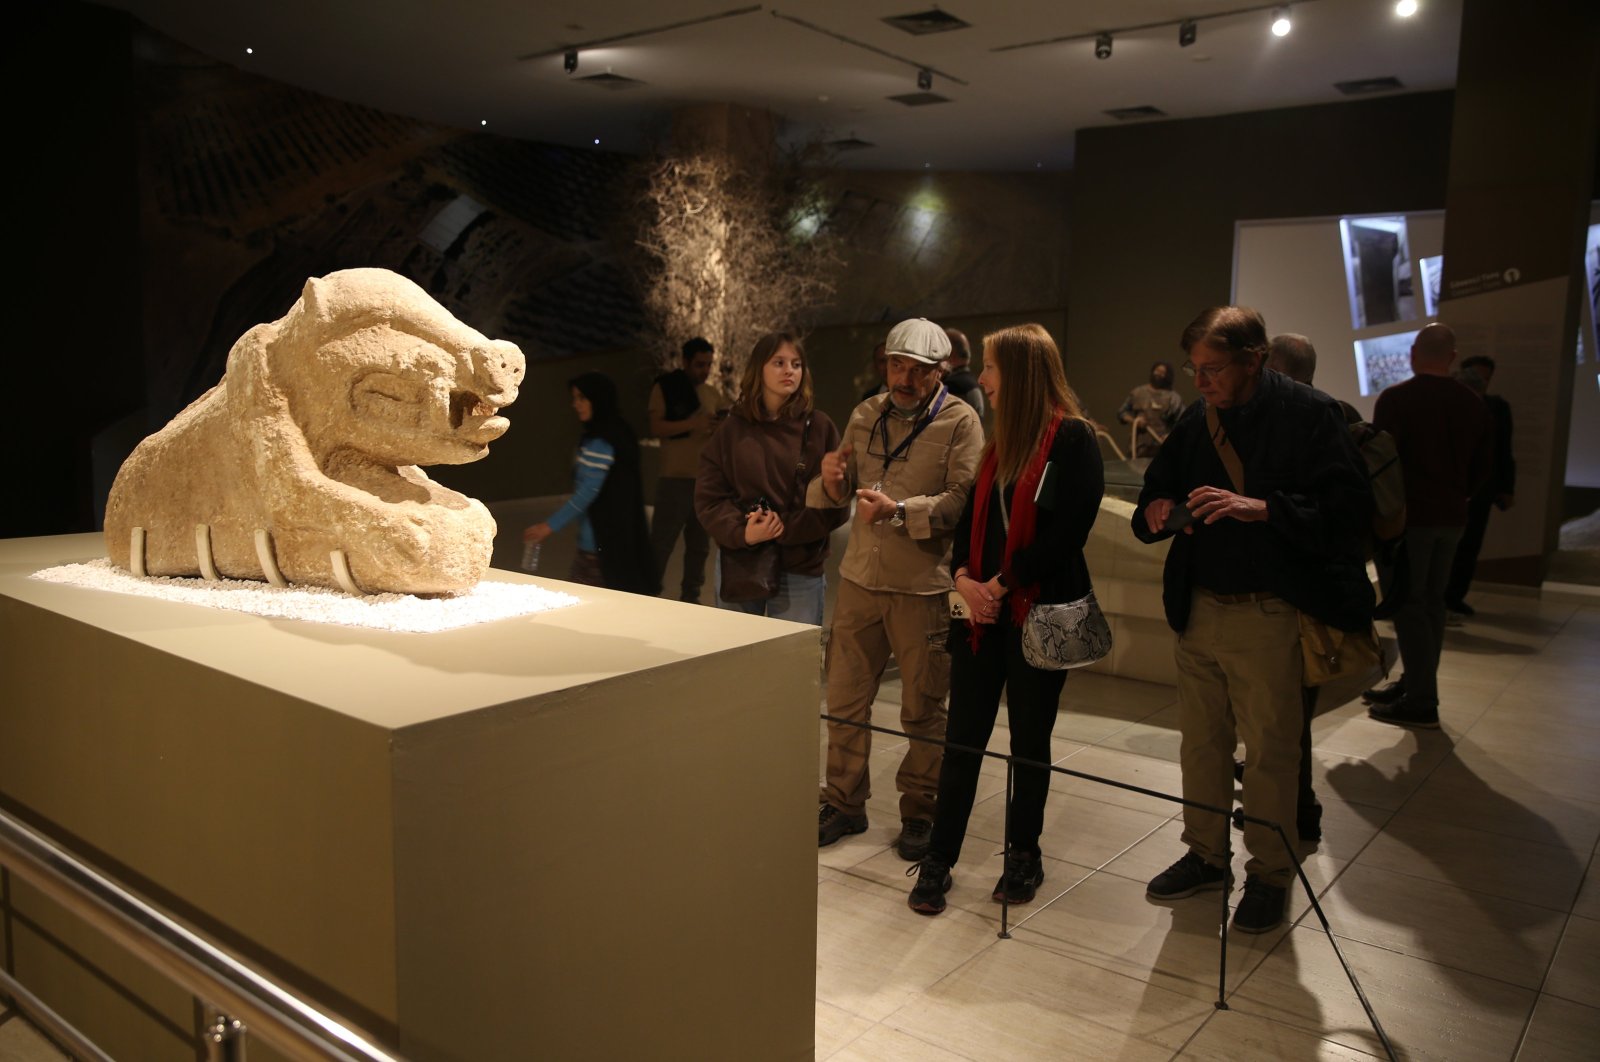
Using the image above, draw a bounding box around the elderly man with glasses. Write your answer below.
[1131,306,1373,935]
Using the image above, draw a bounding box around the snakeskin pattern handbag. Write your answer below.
[1020,590,1113,671]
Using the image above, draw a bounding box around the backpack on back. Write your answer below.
[1350,420,1406,544]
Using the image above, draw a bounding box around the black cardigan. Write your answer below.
[1132,369,1374,633]
[951,417,1105,606]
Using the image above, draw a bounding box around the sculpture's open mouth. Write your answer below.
[450,389,509,442]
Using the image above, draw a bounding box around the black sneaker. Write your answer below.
[1146,851,1231,900]
[1368,696,1440,730]
[1361,680,1406,706]
[894,818,933,862]
[1298,799,1323,842]
[1446,599,1475,617]
[1232,876,1288,934]
[818,803,868,847]
[992,849,1045,905]
[907,857,953,915]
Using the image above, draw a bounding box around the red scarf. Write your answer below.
[966,410,1064,649]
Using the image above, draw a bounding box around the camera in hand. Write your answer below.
[741,496,774,516]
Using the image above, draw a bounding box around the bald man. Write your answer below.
[1365,324,1491,729]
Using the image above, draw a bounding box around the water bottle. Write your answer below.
[521,541,541,572]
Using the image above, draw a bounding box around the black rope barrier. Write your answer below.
[819,710,1397,1061]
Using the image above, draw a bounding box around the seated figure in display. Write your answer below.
[104,268,525,595]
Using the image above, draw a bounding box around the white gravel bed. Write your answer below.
[31,559,579,633]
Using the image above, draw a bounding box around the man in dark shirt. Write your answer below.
[941,328,986,421]
[1364,324,1491,728]
[1133,307,1371,935]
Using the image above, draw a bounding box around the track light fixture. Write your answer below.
[1094,32,1112,60]
[917,67,932,91]
[1270,7,1292,36]
[563,49,578,74]
[1178,20,1197,47]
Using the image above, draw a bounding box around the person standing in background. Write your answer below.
[1444,354,1515,620]
[941,328,986,422]
[1364,324,1491,729]
[524,372,659,595]
[860,341,889,401]
[1117,361,1185,458]
[648,337,728,603]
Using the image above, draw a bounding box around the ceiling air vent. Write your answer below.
[1334,76,1404,96]
[577,72,645,90]
[825,136,877,151]
[1104,105,1167,121]
[887,92,950,107]
[883,10,972,35]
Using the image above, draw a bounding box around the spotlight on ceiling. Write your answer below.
[917,67,933,91]
[1094,33,1112,60]
[1271,7,1292,36]
[1395,0,1419,15]
[563,49,579,74]
[1179,20,1197,47]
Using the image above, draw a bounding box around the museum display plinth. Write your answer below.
[0,534,819,1061]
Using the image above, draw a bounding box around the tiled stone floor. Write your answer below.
[815,588,1600,1061]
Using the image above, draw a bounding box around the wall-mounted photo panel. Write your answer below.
[1340,215,1415,329]
[1419,254,1444,318]
[1354,329,1419,397]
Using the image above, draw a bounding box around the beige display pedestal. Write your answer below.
[0,534,818,1061]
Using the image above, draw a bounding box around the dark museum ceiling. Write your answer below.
[103,0,1464,170]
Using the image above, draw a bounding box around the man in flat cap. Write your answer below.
[812,319,984,859]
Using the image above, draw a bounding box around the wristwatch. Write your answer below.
[890,500,906,527]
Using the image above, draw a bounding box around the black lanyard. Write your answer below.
[870,386,947,481]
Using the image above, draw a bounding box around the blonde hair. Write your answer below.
[982,324,1085,483]
[736,332,814,420]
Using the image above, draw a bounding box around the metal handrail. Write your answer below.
[0,809,406,1062]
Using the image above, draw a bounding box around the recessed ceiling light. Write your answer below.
[593,138,600,145]
[480,119,487,126]
[1395,0,1419,16]
[245,47,253,54]
[1271,8,1292,36]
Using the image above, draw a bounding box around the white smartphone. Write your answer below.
[948,590,970,620]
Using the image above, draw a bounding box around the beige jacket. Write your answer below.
[806,389,983,595]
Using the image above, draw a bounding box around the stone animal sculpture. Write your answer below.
[105,268,525,595]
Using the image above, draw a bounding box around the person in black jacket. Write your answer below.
[1444,355,1515,617]
[906,323,1104,915]
[1132,306,1371,935]
[523,372,660,595]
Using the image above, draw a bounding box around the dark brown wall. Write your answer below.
[1065,91,1456,425]
[4,2,143,538]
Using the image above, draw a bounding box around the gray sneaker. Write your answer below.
[894,818,933,861]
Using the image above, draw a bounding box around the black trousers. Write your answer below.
[928,616,1068,867]
[1444,492,1495,606]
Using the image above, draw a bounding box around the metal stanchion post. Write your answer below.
[1215,807,1231,1011]
[204,1006,247,1062]
[999,760,1014,939]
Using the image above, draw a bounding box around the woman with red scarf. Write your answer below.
[907,324,1104,915]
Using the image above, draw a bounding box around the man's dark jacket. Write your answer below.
[1132,369,1375,633]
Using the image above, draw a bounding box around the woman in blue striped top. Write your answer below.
[523,372,658,593]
